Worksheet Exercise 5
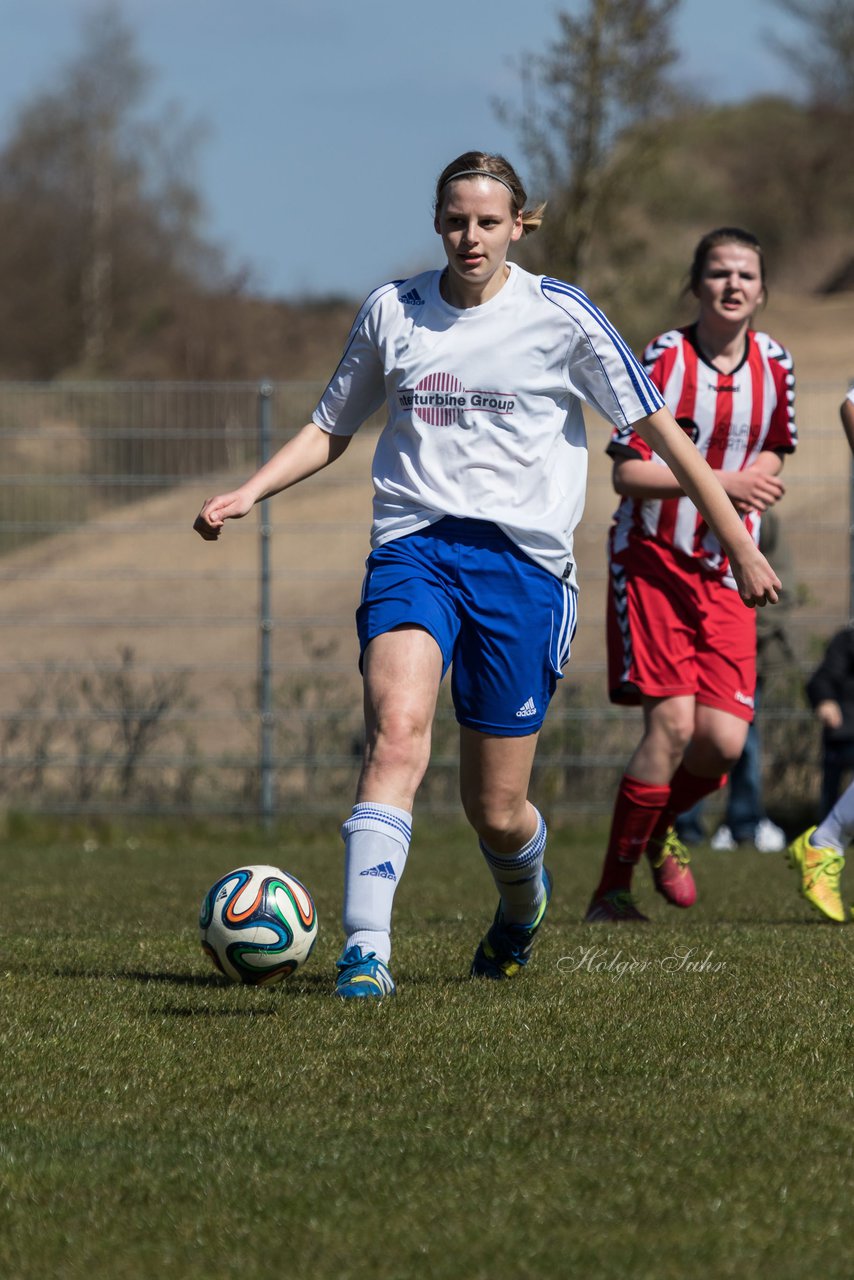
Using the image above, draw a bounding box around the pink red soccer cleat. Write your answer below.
[647,829,697,908]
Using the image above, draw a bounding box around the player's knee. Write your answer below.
[711,739,746,774]
[364,710,432,777]
[647,715,693,764]
[688,730,746,776]
[460,790,526,849]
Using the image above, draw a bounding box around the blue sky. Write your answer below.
[1,0,800,300]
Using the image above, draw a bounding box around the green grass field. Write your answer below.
[1,819,851,1280]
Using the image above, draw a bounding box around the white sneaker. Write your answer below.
[710,824,737,851]
[754,817,786,853]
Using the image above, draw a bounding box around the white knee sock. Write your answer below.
[341,802,412,963]
[813,781,854,855]
[480,810,547,925]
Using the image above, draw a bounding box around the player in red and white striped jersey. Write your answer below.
[587,227,796,922]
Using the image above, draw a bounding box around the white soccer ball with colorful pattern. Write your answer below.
[199,864,318,984]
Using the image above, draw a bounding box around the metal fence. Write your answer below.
[0,379,851,825]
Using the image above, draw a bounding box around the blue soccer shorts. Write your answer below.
[355,516,577,736]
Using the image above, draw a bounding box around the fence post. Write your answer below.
[258,381,275,830]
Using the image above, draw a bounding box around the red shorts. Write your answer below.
[606,534,756,722]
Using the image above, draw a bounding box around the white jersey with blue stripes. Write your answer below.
[312,262,663,585]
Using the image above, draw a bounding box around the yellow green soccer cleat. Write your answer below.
[786,827,846,923]
[471,867,553,979]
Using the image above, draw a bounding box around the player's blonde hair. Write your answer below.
[434,151,546,236]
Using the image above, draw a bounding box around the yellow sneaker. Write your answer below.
[786,827,846,923]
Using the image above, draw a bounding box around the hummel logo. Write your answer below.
[515,697,538,718]
[359,860,397,880]
[400,288,424,306]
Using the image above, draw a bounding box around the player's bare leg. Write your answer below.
[336,626,443,999]
[358,625,444,809]
[626,694,697,787]
[458,728,540,852]
[682,704,749,779]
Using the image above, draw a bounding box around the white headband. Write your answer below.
[441,169,516,199]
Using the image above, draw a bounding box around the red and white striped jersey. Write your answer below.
[608,324,796,584]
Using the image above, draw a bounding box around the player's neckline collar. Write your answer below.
[689,322,751,376]
[435,262,516,314]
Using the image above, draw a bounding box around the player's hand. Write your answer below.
[720,467,785,514]
[193,488,255,540]
[816,699,844,730]
[730,543,781,608]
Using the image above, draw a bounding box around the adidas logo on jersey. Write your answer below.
[515,697,538,718]
[359,860,397,880]
[399,288,424,306]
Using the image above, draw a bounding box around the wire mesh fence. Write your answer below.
[0,378,851,825]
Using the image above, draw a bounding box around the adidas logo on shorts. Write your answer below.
[359,860,397,880]
[515,697,538,718]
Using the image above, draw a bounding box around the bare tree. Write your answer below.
[768,0,854,109]
[762,0,854,289]
[0,2,225,377]
[502,0,683,284]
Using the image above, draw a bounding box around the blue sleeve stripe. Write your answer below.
[322,280,403,388]
[542,278,664,418]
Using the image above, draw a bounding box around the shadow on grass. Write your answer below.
[50,966,225,987]
[155,968,343,1014]
[691,915,850,928]
[161,1004,281,1017]
[38,963,340,1012]
[48,965,338,991]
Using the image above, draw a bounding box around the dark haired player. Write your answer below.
[587,228,796,921]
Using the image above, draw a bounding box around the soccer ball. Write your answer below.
[199,864,318,985]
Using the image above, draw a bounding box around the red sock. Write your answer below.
[595,775,671,895]
[647,765,727,850]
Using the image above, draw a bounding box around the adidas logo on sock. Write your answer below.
[515,697,538,718]
[399,288,424,306]
[359,860,397,880]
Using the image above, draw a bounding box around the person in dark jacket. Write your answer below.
[806,625,854,817]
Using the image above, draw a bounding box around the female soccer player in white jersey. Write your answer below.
[194,157,780,995]
[586,228,797,923]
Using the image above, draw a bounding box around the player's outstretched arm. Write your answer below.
[632,407,781,608]
[193,422,351,541]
